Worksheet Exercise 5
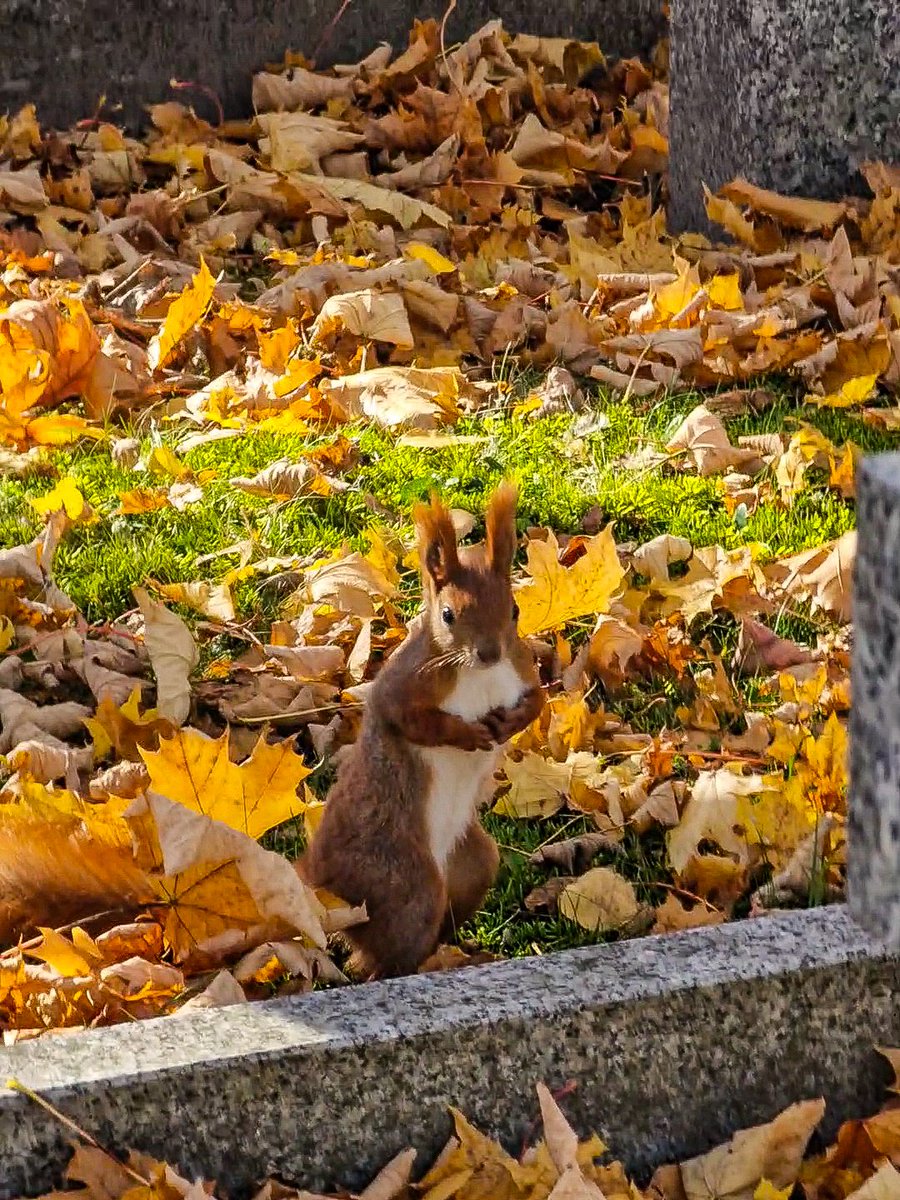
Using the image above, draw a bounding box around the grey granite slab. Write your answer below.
[0,0,665,131]
[0,906,896,1198]
[669,0,900,233]
[851,454,900,946]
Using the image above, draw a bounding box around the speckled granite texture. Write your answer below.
[851,455,900,945]
[0,0,665,130]
[0,907,897,1199]
[669,0,900,232]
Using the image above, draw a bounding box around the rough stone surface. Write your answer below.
[669,0,900,233]
[0,0,666,130]
[851,454,900,946]
[0,907,897,1198]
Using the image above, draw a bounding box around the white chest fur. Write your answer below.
[420,659,524,872]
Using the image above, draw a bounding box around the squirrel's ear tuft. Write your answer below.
[413,494,459,590]
[485,481,518,575]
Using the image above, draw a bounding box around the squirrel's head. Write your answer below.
[413,482,520,667]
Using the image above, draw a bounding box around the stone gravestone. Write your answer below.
[669,0,900,233]
[851,454,900,945]
[0,0,665,131]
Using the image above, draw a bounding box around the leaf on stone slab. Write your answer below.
[515,527,625,637]
[358,1148,418,1200]
[652,893,724,934]
[719,177,849,232]
[670,1097,825,1200]
[177,969,247,1012]
[134,588,198,727]
[558,866,641,933]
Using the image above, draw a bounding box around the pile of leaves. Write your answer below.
[13,1049,900,1200]
[0,16,897,1035]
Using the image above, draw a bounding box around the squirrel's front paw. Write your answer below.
[460,720,496,752]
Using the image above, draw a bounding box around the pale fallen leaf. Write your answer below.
[674,1098,825,1200]
[667,768,763,873]
[320,365,462,429]
[134,588,199,727]
[558,866,641,933]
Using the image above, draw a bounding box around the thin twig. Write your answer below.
[311,0,354,67]
[235,701,363,725]
[6,1080,150,1187]
[2,909,132,962]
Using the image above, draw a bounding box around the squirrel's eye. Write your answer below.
[441,606,455,626]
[512,601,520,622]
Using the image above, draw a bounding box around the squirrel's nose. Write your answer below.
[477,645,500,666]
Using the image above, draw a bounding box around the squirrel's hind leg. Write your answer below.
[344,857,446,980]
[441,819,499,942]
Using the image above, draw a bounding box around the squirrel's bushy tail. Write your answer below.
[0,823,152,944]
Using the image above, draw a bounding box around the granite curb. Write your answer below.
[0,906,896,1197]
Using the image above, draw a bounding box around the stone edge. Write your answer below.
[0,905,883,1091]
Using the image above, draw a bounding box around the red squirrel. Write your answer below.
[298,482,544,980]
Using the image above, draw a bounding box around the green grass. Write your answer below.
[5,380,895,959]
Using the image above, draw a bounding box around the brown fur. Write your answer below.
[298,483,544,979]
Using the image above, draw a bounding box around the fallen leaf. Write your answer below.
[134,588,199,726]
[558,866,641,932]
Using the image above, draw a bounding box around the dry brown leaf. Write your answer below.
[673,1097,825,1200]
[132,589,198,727]
[558,866,641,932]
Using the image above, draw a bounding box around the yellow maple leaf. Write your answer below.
[140,727,310,839]
[515,527,624,636]
[24,413,104,446]
[29,476,85,520]
[28,927,102,978]
[147,256,216,372]
[734,775,819,871]
[812,373,878,408]
[116,487,171,514]
[404,242,457,274]
[147,443,191,480]
[706,272,744,311]
[754,1181,793,1200]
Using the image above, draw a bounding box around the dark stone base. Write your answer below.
[669,0,900,233]
[0,0,665,131]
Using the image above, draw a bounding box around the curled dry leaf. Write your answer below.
[530,831,618,874]
[666,1097,826,1200]
[558,866,641,933]
[134,588,199,727]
